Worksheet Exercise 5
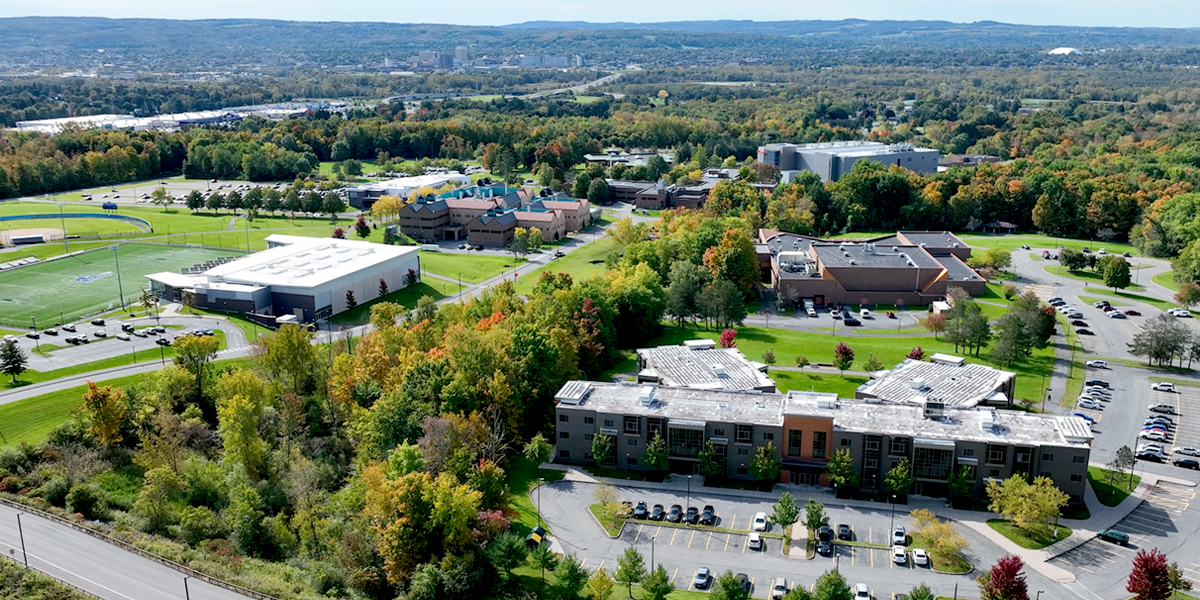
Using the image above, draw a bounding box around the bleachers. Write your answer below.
[0,256,39,271]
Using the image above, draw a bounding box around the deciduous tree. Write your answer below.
[0,338,28,382]
[885,459,915,495]
[814,569,852,600]
[833,342,855,374]
[979,556,1029,600]
[986,476,1069,536]
[750,441,782,482]
[804,498,829,531]
[643,565,674,600]
[81,381,127,445]
[615,547,646,599]
[1128,549,1172,600]
[772,491,801,530]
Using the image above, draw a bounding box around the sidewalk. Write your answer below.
[545,463,1197,584]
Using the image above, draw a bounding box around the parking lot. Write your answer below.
[539,480,1054,600]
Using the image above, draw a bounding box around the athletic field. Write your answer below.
[0,243,243,327]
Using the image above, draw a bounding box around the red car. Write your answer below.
[1125,309,1142,316]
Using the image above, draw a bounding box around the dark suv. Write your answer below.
[837,524,852,540]
[699,505,716,526]
[632,502,649,520]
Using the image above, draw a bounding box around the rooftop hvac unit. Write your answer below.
[849,260,857,265]
[638,385,656,407]
[864,242,876,254]
[980,409,996,432]
[712,364,727,377]
[817,399,838,409]
[909,377,926,390]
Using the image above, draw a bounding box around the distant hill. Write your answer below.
[1,17,1198,72]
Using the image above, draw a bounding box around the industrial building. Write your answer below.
[146,235,420,323]
[760,230,986,306]
[553,378,1091,502]
[346,173,473,209]
[757,141,939,182]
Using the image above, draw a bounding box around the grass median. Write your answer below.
[1088,466,1141,507]
[986,519,1072,549]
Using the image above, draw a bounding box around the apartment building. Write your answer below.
[636,340,776,393]
[530,197,592,231]
[553,381,1091,503]
[856,354,1017,409]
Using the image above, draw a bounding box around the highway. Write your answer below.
[0,501,253,600]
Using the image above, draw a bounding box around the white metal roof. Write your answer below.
[197,235,419,290]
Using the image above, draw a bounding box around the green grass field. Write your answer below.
[960,233,1140,256]
[772,371,868,397]
[1153,271,1181,293]
[515,237,617,294]
[1042,265,1146,291]
[0,217,144,236]
[419,252,522,284]
[331,282,448,325]
[0,243,243,327]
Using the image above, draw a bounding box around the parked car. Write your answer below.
[1153,382,1177,392]
[684,506,699,524]
[25,332,39,339]
[1048,297,1065,304]
[1085,380,1110,388]
[1149,403,1178,414]
[753,512,769,532]
[1147,414,1174,424]
[817,525,833,541]
[1078,399,1103,410]
[91,319,105,326]
[1141,443,1167,454]
[650,504,665,521]
[61,324,76,332]
[817,539,832,555]
[837,523,852,540]
[93,330,107,338]
[632,502,648,520]
[735,573,752,594]
[699,505,716,526]
[1086,360,1108,369]
[156,338,172,346]
[1125,310,1142,316]
[1108,312,1127,319]
[553,250,565,258]
[1073,413,1096,423]
[1137,451,1165,462]
[132,330,148,338]
[1174,458,1200,470]
[1066,311,1084,319]
[893,525,906,545]
[1093,301,1110,308]
[1070,320,1089,327]
[692,568,711,590]
[830,309,843,319]
[43,328,57,336]
[855,583,871,600]
[843,316,862,326]
[771,578,789,600]
[1141,430,1169,441]
[748,533,763,551]
[892,545,907,564]
[121,323,135,332]
[116,333,130,341]
[1077,328,1094,335]
[666,505,683,523]
[912,548,929,566]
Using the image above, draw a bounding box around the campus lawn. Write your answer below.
[515,237,617,295]
[959,233,1140,256]
[986,519,1071,549]
[1041,265,1146,292]
[419,251,523,284]
[1152,271,1181,293]
[0,243,245,327]
[771,371,868,397]
[505,455,566,537]
[0,216,145,237]
[330,282,447,325]
[1084,288,1177,311]
[318,159,377,176]
[1088,466,1141,507]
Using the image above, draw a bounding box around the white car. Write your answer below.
[748,532,763,550]
[1176,447,1200,457]
[1108,311,1127,319]
[892,525,906,545]
[892,545,907,564]
[1078,399,1103,410]
[855,584,871,600]
[1152,382,1177,393]
[1083,387,1111,397]
[1170,308,1193,318]
[912,548,929,566]
[753,512,769,532]
[115,333,130,341]
[771,578,789,600]
[1141,430,1169,442]
[3,335,14,342]
[1149,403,1178,414]
[1086,360,1108,369]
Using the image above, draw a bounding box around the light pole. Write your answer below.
[16,513,27,568]
[30,317,39,353]
[537,477,545,528]
[1054,511,1062,539]
[889,494,897,538]
[109,245,125,310]
[651,536,656,571]
[686,475,692,521]
[184,576,191,600]
[56,202,68,253]
[1036,591,1044,600]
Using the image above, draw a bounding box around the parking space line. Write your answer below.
[688,531,696,548]
[655,526,662,540]
[671,568,678,586]
[579,558,587,569]
[743,535,749,553]
[751,577,755,592]
[729,514,736,530]
[851,546,856,566]
[871,548,875,568]
[597,560,604,572]
[671,528,679,546]
[705,532,713,549]
[724,534,730,551]
[634,524,643,544]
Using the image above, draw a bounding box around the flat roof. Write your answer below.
[636,345,776,392]
[897,231,969,249]
[935,254,985,284]
[195,235,419,289]
[352,173,471,193]
[558,382,784,427]
[811,243,942,269]
[855,358,1016,408]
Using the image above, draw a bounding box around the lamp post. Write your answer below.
[109,245,125,309]
[30,317,39,353]
[56,202,68,253]
[1036,591,1044,600]
[184,576,191,600]
[686,475,692,523]
[537,477,545,528]
[651,536,656,571]
[16,513,27,568]
[1054,511,1062,539]
[889,494,897,539]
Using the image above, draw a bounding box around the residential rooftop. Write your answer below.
[636,342,776,392]
[855,357,1016,408]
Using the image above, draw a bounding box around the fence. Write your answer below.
[0,496,283,600]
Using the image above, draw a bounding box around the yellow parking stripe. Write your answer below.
[705,532,713,549]
[671,528,679,545]
[689,530,696,547]
[671,568,678,585]
[634,524,643,543]
[743,535,749,553]
[851,546,856,566]
[724,534,731,551]
[729,514,736,530]
[597,560,604,572]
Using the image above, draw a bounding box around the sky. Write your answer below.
[0,0,1198,29]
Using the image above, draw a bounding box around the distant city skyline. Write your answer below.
[0,0,1198,30]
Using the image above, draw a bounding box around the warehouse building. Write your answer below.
[146,234,420,323]
[553,380,1091,503]
[757,141,939,182]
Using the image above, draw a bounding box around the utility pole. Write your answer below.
[109,245,125,310]
[30,316,39,353]
[184,576,191,600]
[17,513,28,568]
[57,202,68,253]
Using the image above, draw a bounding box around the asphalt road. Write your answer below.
[0,502,252,600]
[541,481,1065,600]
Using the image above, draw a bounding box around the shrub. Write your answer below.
[309,561,349,597]
[39,476,71,507]
[0,445,33,475]
[180,505,226,544]
[65,484,107,520]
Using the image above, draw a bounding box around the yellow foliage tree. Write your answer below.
[371,195,402,222]
[81,381,127,445]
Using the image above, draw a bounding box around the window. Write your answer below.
[865,439,881,452]
[1070,474,1083,482]
[585,434,593,441]
[736,425,753,444]
[812,432,828,459]
[559,414,569,422]
[624,416,641,435]
[988,468,1001,478]
[890,438,908,456]
[913,447,954,481]
[962,448,975,457]
[1039,471,1052,479]
[584,416,594,425]
[1041,452,1054,462]
[762,432,775,441]
[629,457,639,466]
[559,450,570,459]
[788,430,804,456]
[714,428,725,437]
[627,438,637,447]
[1073,456,1086,464]
[986,445,1007,465]
[738,447,750,456]
[736,465,748,476]
[667,427,704,459]
[864,459,879,469]
[560,432,569,439]
[840,438,852,447]
[604,419,614,428]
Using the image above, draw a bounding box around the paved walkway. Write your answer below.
[542,463,1198,584]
